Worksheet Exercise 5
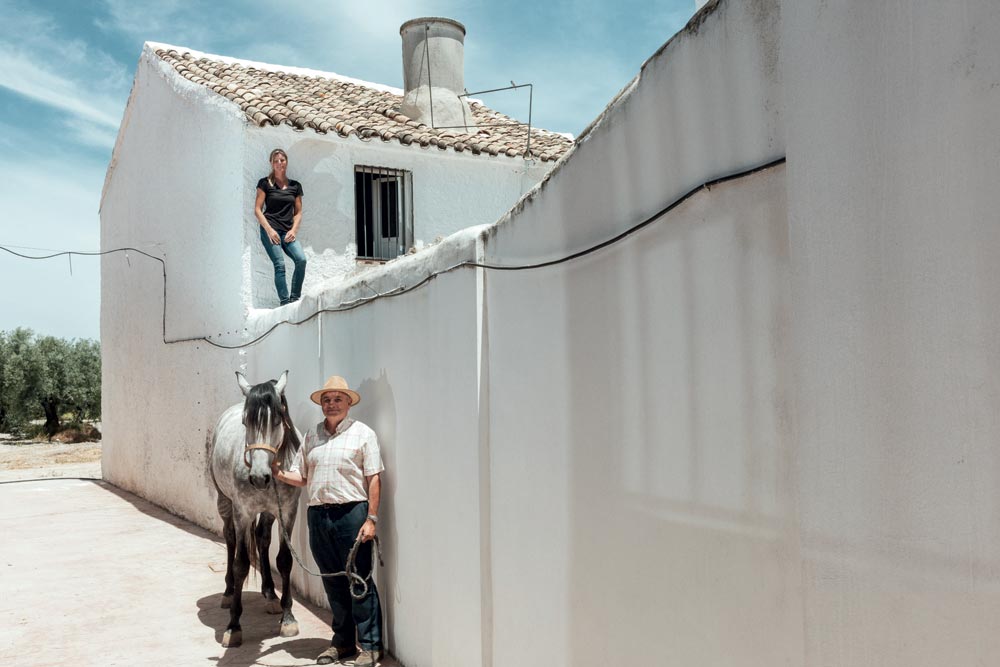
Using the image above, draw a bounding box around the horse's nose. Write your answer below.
[249,472,272,489]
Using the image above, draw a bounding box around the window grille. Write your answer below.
[354,166,413,261]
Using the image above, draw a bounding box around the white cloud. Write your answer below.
[62,117,120,150]
[333,0,460,42]
[95,0,181,36]
[97,0,259,52]
[0,46,120,128]
[0,1,131,151]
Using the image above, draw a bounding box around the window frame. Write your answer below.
[354,165,413,262]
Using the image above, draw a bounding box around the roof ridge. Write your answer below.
[151,45,572,162]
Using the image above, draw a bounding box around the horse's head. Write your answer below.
[236,370,289,489]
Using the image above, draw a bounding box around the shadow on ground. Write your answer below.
[197,590,402,666]
[198,591,329,666]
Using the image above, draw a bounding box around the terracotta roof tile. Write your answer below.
[155,48,572,162]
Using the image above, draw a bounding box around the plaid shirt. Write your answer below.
[288,417,384,506]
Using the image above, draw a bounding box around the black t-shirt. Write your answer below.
[257,178,304,234]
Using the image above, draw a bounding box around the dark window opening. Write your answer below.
[355,166,412,261]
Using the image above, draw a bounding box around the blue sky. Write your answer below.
[0,0,698,341]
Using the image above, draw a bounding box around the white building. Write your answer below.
[102,18,568,316]
[102,2,1000,666]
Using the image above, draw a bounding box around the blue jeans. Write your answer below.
[308,502,383,651]
[259,227,306,305]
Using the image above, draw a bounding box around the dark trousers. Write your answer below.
[307,502,383,651]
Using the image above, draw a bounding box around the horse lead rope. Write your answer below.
[271,481,383,601]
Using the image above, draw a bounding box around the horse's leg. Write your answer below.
[256,513,281,614]
[218,496,236,609]
[222,520,251,648]
[276,533,299,637]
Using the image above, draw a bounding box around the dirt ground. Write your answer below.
[0,437,101,482]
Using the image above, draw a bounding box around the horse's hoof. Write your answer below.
[266,599,282,614]
[220,595,232,609]
[222,629,242,647]
[279,621,299,637]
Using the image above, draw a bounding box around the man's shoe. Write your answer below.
[355,649,383,667]
[316,645,357,665]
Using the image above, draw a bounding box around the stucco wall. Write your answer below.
[100,46,246,522]
[253,272,484,667]
[479,0,1000,664]
[241,123,551,309]
[478,4,790,661]
[483,172,798,664]
[781,1,1000,664]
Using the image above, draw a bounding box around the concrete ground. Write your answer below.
[0,478,400,667]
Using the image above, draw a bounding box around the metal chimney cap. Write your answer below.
[399,17,466,36]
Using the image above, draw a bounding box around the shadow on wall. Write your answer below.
[556,163,1000,663]
[353,370,401,655]
[561,169,799,664]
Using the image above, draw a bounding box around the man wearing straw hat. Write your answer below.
[272,375,384,666]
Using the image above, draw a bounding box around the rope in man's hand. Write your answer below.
[272,483,383,600]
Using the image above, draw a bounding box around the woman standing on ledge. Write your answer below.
[272,375,384,666]
[254,148,307,306]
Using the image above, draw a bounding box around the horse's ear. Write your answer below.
[275,370,289,395]
[236,372,252,396]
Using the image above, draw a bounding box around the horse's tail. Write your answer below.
[245,516,261,576]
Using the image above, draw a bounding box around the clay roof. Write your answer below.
[154,47,573,162]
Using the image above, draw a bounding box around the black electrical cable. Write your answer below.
[465,155,786,271]
[0,156,785,350]
[0,245,170,341]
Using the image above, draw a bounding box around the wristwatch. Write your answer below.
[366,514,378,524]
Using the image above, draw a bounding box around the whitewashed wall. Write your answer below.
[486,167,795,666]
[482,0,1000,664]
[481,4,787,662]
[101,45,246,524]
[782,1,1000,664]
[241,231,487,667]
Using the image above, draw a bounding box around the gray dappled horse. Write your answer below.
[210,370,302,647]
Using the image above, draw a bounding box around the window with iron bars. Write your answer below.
[354,166,413,261]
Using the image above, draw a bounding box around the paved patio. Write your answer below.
[0,478,399,666]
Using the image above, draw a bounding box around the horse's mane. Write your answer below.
[278,393,300,469]
[242,380,301,469]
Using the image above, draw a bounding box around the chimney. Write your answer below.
[399,17,476,131]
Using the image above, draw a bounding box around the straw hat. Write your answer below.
[310,375,360,406]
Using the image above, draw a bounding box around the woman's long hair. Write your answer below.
[267,148,288,187]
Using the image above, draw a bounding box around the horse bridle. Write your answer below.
[242,404,290,468]
[244,442,281,468]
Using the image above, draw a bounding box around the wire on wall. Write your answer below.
[0,156,786,350]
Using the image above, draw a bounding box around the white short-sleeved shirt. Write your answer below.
[289,418,384,506]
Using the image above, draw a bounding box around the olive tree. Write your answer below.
[0,328,101,437]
